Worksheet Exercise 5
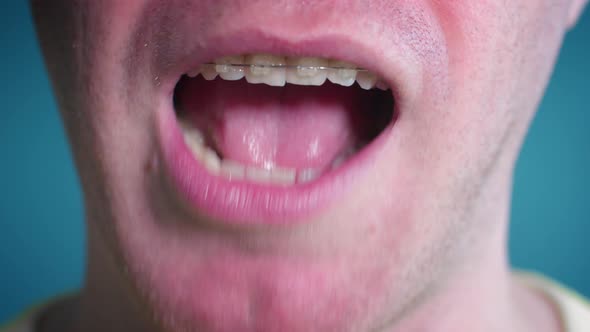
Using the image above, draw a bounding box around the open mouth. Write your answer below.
[173,54,394,185]
[160,50,397,225]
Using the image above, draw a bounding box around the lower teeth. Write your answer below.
[179,120,354,185]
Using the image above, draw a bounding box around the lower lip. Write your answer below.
[157,96,394,226]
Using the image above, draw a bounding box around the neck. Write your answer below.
[382,155,561,332]
[385,231,560,332]
[74,221,161,332]
[389,227,516,332]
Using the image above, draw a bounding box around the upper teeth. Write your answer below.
[286,57,329,86]
[245,54,286,87]
[186,54,387,90]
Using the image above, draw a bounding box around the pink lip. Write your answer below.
[156,32,402,225]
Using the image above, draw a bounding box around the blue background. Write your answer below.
[1,1,588,323]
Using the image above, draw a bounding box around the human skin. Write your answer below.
[30,1,587,332]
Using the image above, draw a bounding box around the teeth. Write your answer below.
[327,60,357,87]
[179,124,356,185]
[356,71,378,90]
[330,146,356,170]
[187,69,200,78]
[200,64,218,81]
[180,124,343,186]
[180,121,205,154]
[297,169,320,184]
[246,166,273,183]
[186,54,387,90]
[202,148,221,173]
[245,54,286,87]
[286,57,329,86]
[215,56,245,81]
[220,159,246,180]
[181,55,380,186]
[270,167,297,185]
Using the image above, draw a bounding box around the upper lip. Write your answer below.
[152,14,422,112]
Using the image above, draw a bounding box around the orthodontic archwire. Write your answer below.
[202,63,369,72]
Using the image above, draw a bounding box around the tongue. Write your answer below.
[176,77,370,170]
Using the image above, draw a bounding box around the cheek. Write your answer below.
[326,2,574,292]
[418,0,570,177]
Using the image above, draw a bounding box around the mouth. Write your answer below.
[158,37,402,226]
[176,54,394,181]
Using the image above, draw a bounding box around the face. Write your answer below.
[31,1,582,331]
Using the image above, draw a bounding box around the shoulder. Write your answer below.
[516,272,590,332]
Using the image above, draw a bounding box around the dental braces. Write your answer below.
[203,63,369,72]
